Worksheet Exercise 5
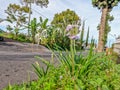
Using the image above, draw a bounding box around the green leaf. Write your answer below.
[40,16,43,23]
[96,78,103,86]
[102,85,109,90]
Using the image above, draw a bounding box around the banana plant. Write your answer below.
[29,18,37,44]
[38,17,48,33]
[29,17,49,44]
[37,17,49,44]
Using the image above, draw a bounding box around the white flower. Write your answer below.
[59,75,63,80]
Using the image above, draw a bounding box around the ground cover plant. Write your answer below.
[4,42,120,90]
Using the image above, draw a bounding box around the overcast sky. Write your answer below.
[0,0,120,46]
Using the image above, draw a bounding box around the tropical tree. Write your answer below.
[92,0,120,52]
[38,17,48,33]
[21,0,49,36]
[29,17,48,44]
[6,25,13,33]
[5,4,30,39]
[36,17,49,44]
[97,13,114,46]
[29,18,37,43]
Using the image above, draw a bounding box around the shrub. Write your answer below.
[14,34,31,42]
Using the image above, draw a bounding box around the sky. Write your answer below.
[0,0,120,46]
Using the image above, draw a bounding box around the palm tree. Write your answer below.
[92,0,120,52]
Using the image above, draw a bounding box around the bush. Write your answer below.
[15,34,31,42]
[44,26,71,50]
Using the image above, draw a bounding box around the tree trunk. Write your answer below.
[28,2,31,36]
[97,7,108,52]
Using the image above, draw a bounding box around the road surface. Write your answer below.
[0,41,53,90]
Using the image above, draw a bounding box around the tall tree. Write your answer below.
[51,9,80,34]
[51,9,80,50]
[85,27,89,47]
[6,25,13,33]
[21,0,49,36]
[80,20,85,49]
[97,13,114,46]
[92,0,120,52]
[5,4,30,38]
[22,0,49,7]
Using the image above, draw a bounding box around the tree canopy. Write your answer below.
[22,0,49,7]
[92,0,120,9]
[51,9,80,29]
[5,4,30,38]
[92,0,120,52]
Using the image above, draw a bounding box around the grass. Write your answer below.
[0,32,31,43]
[3,44,120,90]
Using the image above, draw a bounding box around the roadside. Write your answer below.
[0,40,52,90]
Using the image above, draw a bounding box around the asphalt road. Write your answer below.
[0,41,53,90]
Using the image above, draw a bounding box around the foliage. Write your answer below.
[0,29,5,33]
[1,33,14,39]
[38,17,48,33]
[21,0,49,35]
[46,25,71,50]
[79,21,85,49]
[29,18,37,43]
[22,0,49,8]
[20,0,49,36]
[28,10,82,50]
[4,44,120,90]
[97,13,114,46]
[15,33,31,42]
[51,9,80,33]
[104,13,114,45]
[85,27,89,47]
[92,0,120,9]
[92,0,120,52]
[6,25,13,33]
[34,17,49,45]
[45,22,86,50]
[5,4,30,39]
[0,32,31,42]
